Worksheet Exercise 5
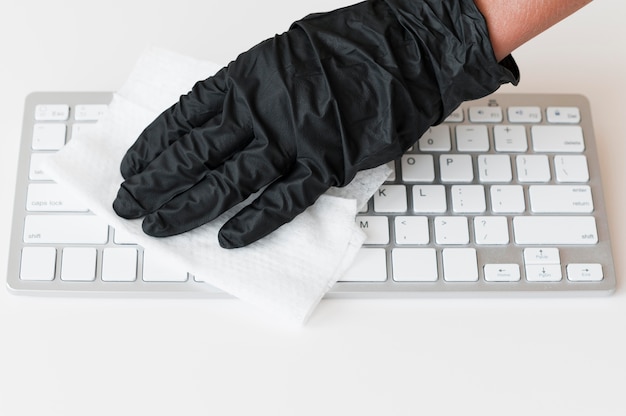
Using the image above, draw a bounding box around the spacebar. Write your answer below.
[513,216,598,244]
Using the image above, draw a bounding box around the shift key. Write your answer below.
[24,215,109,244]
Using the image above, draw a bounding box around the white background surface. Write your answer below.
[1,1,625,414]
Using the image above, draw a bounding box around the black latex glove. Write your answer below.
[113,0,519,248]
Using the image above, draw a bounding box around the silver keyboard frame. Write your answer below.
[7,92,616,298]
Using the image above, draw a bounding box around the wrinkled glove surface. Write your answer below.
[113,0,519,248]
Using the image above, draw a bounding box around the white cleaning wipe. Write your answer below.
[43,47,390,325]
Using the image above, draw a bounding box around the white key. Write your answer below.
[26,183,89,212]
[29,154,51,180]
[32,123,66,150]
[516,155,551,182]
[401,154,434,182]
[35,104,69,121]
[70,123,98,141]
[356,216,389,244]
[113,227,139,244]
[484,264,521,282]
[445,108,464,123]
[418,125,451,151]
[440,154,474,182]
[531,125,585,152]
[142,250,188,282]
[412,185,447,213]
[525,265,562,282]
[392,248,438,281]
[74,104,108,121]
[555,155,589,183]
[435,216,469,245]
[340,248,387,282]
[513,216,598,245]
[20,247,56,281]
[60,247,97,281]
[529,185,593,213]
[23,215,109,244]
[469,106,503,123]
[478,155,512,182]
[474,216,509,245]
[567,264,603,282]
[490,185,525,213]
[493,125,528,152]
[102,248,138,282]
[507,106,542,123]
[442,248,478,282]
[394,216,429,244]
[451,185,486,213]
[374,185,407,213]
[547,106,580,124]
[524,248,560,265]
[456,125,489,152]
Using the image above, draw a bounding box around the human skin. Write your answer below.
[473,0,593,61]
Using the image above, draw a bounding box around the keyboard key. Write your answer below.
[513,216,598,245]
[493,125,528,152]
[61,247,97,281]
[29,154,51,180]
[23,215,109,244]
[547,106,580,124]
[440,154,473,182]
[26,183,89,212]
[444,108,464,123]
[507,106,542,123]
[554,155,589,183]
[531,125,585,152]
[392,248,437,281]
[412,185,447,213]
[394,216,429,244]
[442,248,478,282]
[456,125,489,152]
[525,265,562,282]
[340,248,387,282]
[435,216,469,245]
[356,216,389,244]
[529,185,593,213]
[484,264,521,282]
[490,185,525,213]
[401,154,434,182]
[524,248,560,265]
[474,216,509,245]
[20,247,56,281]
[102,248,138,282]
[142,251,188,282]
[374,185,407,213]
[74,104,108,121]
[469,106,503,123]
[478,155,512,182]
[35,104,69,121]
[451,185,486,213]
[418,125,451,151]
[567,264,603,282]
[32,123,66,150]
[516,155,551,182]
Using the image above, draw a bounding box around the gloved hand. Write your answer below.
[113,0,518,248]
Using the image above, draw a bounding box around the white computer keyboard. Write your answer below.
[7,92,616,297]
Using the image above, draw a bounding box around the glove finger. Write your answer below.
[113,113,253,219]
[137,141,285,237]
[218,161,330,248]
[120,68,229,179]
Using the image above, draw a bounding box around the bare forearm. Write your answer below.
[473,0,592,61]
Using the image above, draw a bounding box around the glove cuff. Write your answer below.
[383,0,520,122]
